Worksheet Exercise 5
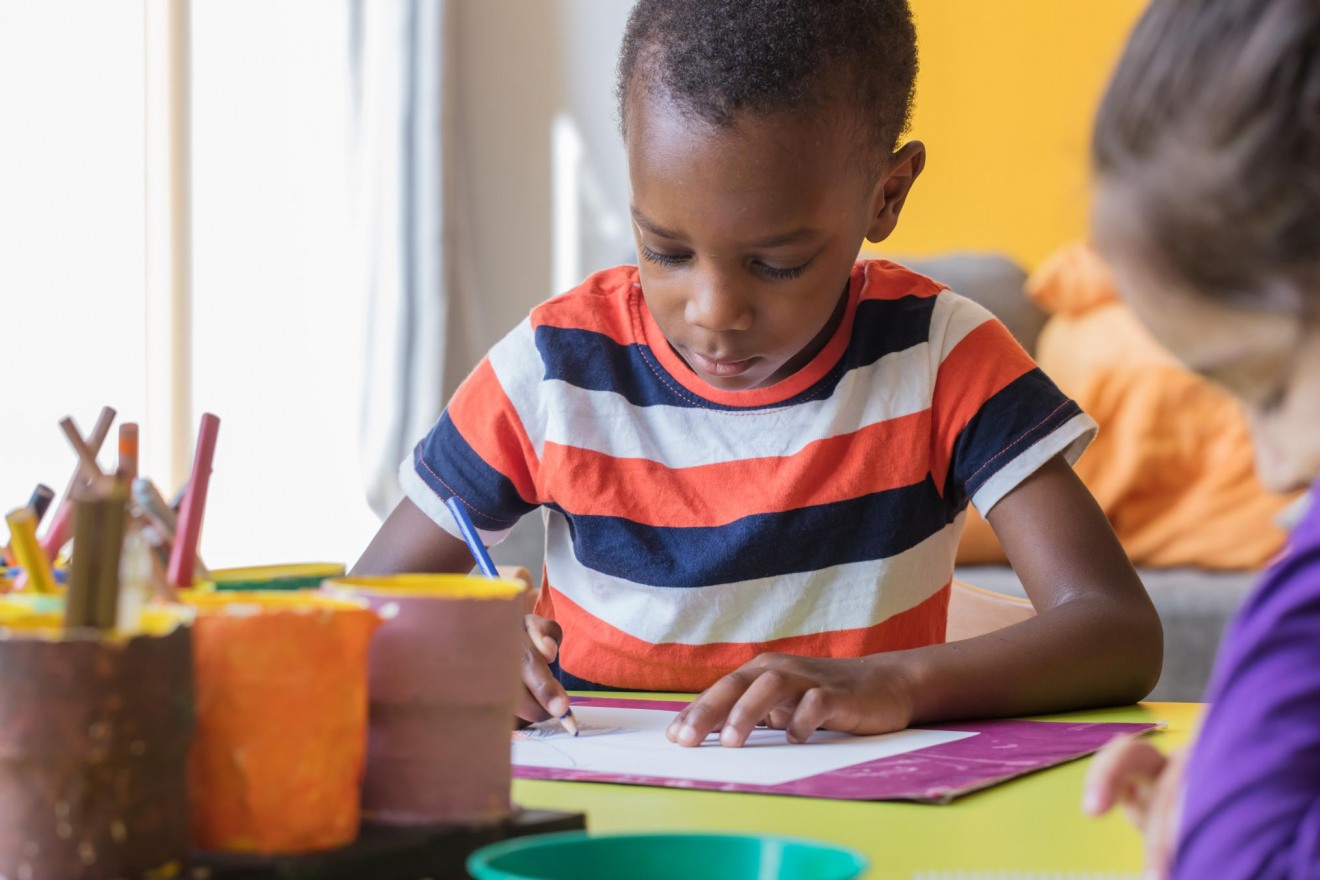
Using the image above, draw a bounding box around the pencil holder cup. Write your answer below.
[0,592,66,616]
[325,574,527,826]
[0,607,195,880]
[207,562,346,592]
[181,591,380,854]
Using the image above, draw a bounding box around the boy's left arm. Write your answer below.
[668,454,1163,747]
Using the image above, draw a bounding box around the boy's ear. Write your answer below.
[865,141,926,244]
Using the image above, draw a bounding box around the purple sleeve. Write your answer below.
[1175,488,1320,879]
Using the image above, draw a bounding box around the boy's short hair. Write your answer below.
[617,0,918,167]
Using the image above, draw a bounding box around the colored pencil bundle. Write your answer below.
[1,407,221,629]
[64,477,130,629]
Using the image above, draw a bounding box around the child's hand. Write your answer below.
[665,653,914,747]
[518,613,571,724]
[1083,736,1189,880]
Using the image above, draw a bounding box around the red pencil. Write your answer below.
[167,413,220,589]
[118,423,139,480]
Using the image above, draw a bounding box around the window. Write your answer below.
[1,1,380,569]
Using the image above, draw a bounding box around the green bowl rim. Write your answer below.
[466,830,868,879]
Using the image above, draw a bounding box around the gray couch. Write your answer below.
[490,253,1260,702]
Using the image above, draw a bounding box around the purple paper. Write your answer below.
[513,698,1157,804]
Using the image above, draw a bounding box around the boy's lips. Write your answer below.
[685,349,760,378]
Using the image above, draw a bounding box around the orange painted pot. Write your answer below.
[182,592,380,854]
[327,575,526,826]
[0,608,194,880]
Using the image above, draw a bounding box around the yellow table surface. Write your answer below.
[512,695,1202,879]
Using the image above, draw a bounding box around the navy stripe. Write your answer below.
[549,476,953,588]
[414,413,537,530]
[534,295,938,411]
[536,326,685,407]
[843,294,938,372]
[945,369,1084,510]
[551,660,642,693]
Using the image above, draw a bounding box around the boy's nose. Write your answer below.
[684,275,754,333]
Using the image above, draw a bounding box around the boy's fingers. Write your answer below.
[786,687,845,743]
[517,632,569,722]
[670,670,763,747]
[767,706,795,729]
[719,670,804,747]
[516,687,554,723]
[524,614,563,662]
[1083,736,1167,817]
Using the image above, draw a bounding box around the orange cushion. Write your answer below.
[957,243,1297,571]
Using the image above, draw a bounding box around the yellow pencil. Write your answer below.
[5,507,57,594]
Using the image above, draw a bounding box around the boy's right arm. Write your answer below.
[350,497,570,724]
[351,497,476,576]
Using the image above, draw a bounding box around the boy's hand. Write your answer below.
[1082,736,1189,880]
[665,653,915,747]
[518,613,571,724]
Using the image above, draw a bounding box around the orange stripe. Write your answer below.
[536,584,950,692]
[929,320,1035,496]
[532,265,640,346]
[859,260,946,302]
[447,359,543,505]
[538,410,932,526]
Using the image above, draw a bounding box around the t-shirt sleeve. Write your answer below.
[928,291,1097,515]
[399,318,544,545]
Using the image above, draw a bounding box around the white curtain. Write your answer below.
[349,0,477,518]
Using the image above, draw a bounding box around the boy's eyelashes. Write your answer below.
[639,245,688,268]
[638,245,812,281]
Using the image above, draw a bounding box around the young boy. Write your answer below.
[354,0,1162,748]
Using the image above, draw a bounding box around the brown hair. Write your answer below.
[1092,0,1320,313]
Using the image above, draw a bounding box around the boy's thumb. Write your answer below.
[527,616,562,662]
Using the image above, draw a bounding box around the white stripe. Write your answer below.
[928,288,1000,363]
[970,413,1098,515]
[484,317,548,453]
[543,510,965,646]
[452,291,994,473]
[489,290,993,468]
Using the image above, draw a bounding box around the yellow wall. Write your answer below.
[871,1,1147,269]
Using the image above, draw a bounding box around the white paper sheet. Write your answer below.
[512,705,977,786]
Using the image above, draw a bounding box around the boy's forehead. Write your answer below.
[626,89,860,185]
[625,96,871,246]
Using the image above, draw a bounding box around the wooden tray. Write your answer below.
[194,809,587,879]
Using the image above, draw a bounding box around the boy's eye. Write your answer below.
[755,259,811,281]
[639,246,811,281]
[640,245,689,267]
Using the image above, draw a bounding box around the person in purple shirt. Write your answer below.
[1079,0,1320,877]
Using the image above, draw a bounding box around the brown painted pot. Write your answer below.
[326,574,526,826]
[181,591,380,854]
[0,608,194,880]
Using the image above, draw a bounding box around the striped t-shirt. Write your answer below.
[402,261,1096,692]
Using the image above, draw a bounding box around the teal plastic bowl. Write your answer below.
[467,831,868,880]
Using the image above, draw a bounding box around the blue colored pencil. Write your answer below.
[444,495,579,736]
[444,496,499,578]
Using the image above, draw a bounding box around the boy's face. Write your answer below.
[1095,187,1320,493]
[625,90,922,391]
